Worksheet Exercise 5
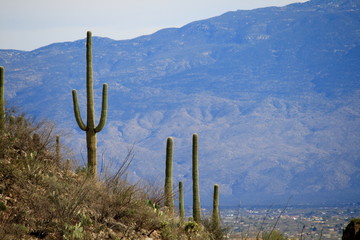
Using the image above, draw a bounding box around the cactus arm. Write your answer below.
[94,83,108,133]
[72,89,87,131]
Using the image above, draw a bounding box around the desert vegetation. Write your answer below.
[0,32,226,239]
[0,111,224,239]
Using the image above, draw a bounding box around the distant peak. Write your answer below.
[303,0,359,7]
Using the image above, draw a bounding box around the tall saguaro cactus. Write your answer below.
[164,137,174,213]
[212,184,220,230]
[192,133,201,223]
[0,66,5,131]
[179,181,185,223]
[72,31,108,178]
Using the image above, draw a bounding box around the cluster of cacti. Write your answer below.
[2,30,223,237]
[0,66,5,131]
[163,133,221,229]
[72,31,108,178]
[3,33,219,231]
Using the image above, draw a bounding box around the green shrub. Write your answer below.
[63,222,84,240]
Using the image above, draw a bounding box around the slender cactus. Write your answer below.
[56,135,60,161]
[72,31,108,178]
[212,184,220,230]
[179,181,185,223]
[192,133,201,223]
[65,159,72,171]
[164,137,174,213]
[0,66,5,131]
[32,133,41,153]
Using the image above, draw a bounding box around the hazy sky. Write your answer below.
[1,0,308,51]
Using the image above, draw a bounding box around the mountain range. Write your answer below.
[1,0,360,206]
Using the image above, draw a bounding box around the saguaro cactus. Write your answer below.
[56,135,60,161]
[0,66,5,131]
[164,137,174,213]
[192,133,201,223]
[72,31,108,178]
[212,184,220,230]
[179,181,185,223]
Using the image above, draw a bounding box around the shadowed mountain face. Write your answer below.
[1,0,360,206]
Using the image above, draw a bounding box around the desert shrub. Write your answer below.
[202,217,228,240]
[0,113,90,238]
[63,222,84,240]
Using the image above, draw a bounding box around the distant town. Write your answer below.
[199,203,360,239]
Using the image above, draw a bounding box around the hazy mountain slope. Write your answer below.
[1,0,360,205]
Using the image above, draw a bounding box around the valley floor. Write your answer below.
[212,204,359,239]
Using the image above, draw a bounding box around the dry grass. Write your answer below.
[0,113,218,239]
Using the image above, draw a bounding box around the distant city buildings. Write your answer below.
[201,204,360,239]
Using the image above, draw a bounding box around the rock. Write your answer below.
[342,219,360,240]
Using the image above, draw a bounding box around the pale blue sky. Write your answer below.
[0,0,308,51]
